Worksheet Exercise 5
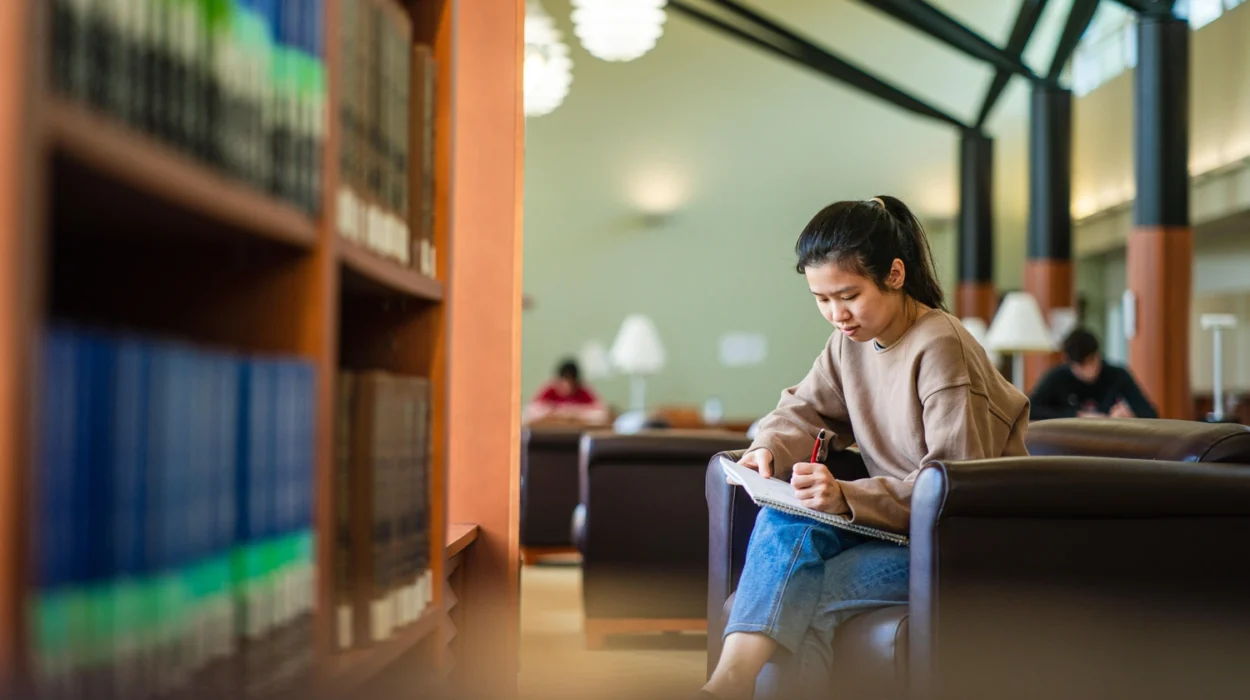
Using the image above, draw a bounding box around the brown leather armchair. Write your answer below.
[706,418,1250,700]
[520,426,584,562]
[575,429,751,649]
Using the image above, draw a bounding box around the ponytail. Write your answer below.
[876,195,946,311]
[795,195,948,312]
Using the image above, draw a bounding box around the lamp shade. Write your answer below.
[960,316,1001,365]
[609,314,665,374]
[571,0,667,62]
[524,1,573,117]
[986,292,1057,353]
[960,317,989,346]
[577,339,614,380]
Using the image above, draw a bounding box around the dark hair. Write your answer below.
[1062,329,1100,364]
[556,358,580,384]
[794,195,947,311]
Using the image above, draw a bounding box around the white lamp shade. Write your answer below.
[609,314,665,374]
[960,316,1002,365]
[986,292,1058,353]
[960,317,989,346]
[524,1,573,117]
[571,0,667,62]
[577,339,614,380]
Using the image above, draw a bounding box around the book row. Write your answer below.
[34,326,316,699]
[51,0,329,215]
[335,0,437,277]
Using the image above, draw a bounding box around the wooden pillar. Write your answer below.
[1127,13,1191,419]
[446,0,525,697]
[956,131,996,322]
[1024,84,1074,391]
[0,0,39,692]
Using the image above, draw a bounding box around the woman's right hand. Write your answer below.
[728,448,775,484]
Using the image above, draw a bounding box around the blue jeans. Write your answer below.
[725,508,910,700]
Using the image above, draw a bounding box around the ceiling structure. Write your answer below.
[525,0,1088,227]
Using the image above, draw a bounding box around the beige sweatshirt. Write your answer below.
[749,309,1030,534]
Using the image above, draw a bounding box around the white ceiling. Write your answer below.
[526,0,1081,223]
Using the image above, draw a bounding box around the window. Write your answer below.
[1070,0,1239,96]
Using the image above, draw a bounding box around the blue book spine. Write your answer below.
[109,335,149,700]
[68,330,99,681]
[298,361,317,617]
[34,326,79,691]
[212,352,241,669]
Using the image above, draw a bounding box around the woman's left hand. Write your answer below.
[790,462,845,513]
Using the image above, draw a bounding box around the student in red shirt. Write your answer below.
[523,359,609,425]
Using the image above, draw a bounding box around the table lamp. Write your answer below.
[986,291,1056,390]
[609,313,665,416]
[577,339,615,381]
[959,316,1001,366]
[1201,313,1237,422]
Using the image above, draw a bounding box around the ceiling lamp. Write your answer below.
[571,0,668,62]
[525,2,573,117]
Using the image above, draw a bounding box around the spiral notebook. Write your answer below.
[721,456,909,546]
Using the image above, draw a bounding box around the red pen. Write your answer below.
[809,428,826,463]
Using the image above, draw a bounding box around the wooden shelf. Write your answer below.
[447,524,479,559]
[338,239,445,301]
[322,607,443,694]
[45,97,318,249]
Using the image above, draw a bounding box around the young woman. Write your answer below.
[699,196,1030,700]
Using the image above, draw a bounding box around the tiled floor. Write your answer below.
[518,561,707,700]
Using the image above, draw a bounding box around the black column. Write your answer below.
[1027,84,1072,261]
[1134,16,1189,228]
[1024,84,1074,389]
[1127,13,1192,419]
[957,130,995,322]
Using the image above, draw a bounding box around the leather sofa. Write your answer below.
[574,429,751,648]
[706,418,1250,699]
[520,426,584,561]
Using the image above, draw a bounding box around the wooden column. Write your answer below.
[445,0,525,698]
[1128,13,1191,419]
[0,0,40,692]
[1024,84,1074,391]
[956,131,996,322]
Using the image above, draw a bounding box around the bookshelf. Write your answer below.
[0,1,523,699]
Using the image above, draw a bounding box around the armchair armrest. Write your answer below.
[909,455,1250,700]
[704,447,870,676]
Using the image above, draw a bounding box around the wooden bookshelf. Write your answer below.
[0,0,523,699]
[321,607,443,695]
[339,239,445,301]
[46,97,319,251]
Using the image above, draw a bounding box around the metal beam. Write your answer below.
[975,0,1049,130]
[1111,0,1179,16]
[857,0,1039,81]
[668,0,967,128]
[1048,0,1101,81]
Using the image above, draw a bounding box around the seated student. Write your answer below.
[523,358,609,426]
[698,196,1030,700]
[1029,328,1157,420]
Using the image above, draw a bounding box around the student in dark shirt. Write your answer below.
[1029,328,1158,420]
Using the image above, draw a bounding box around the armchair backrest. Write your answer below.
[520,426,584,547]
[1026,417,1250,463]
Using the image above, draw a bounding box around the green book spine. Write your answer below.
[205,0,234,170]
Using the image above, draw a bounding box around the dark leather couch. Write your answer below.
[520,426,584,558]
[574,429,751,648]
[706,418,1250,699]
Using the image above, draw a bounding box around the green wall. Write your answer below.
[521,193,960,419]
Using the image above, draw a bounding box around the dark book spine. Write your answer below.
[52,0,88,99]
